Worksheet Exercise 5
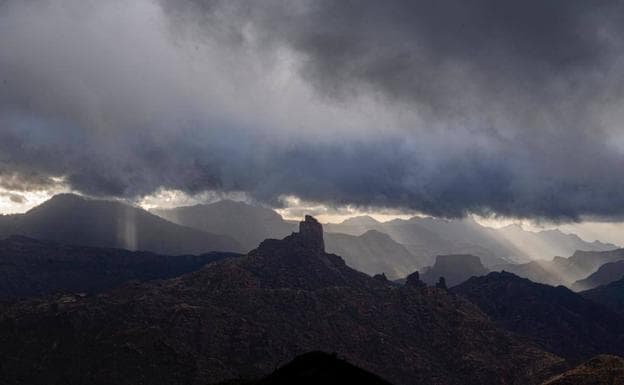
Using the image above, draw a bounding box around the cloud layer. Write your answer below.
[1,0,624,220]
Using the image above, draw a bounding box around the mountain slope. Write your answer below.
[540,355,624,385]
[0,235,237,299]
[453,272,624,362]
[0,216,563,385]
[572,260,624,291]
[152,200,297,252]
[421,254,489,286]
[324,230,424,279]
[0,194,243,254]
[581,277,624,316]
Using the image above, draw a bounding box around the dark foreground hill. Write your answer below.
[0,216,563,385]
[0,235,237,299]
[252,351,394,385]
[582,277,624,316]
[453,272,624,362]
[0,194,243,255]
[540,355,624,385]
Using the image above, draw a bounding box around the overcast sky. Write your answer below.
[1,0,624,228]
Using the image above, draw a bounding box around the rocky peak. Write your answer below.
[405,271,426,288]
[298,215,325,251]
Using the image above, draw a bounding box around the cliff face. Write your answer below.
[0,217,563,385]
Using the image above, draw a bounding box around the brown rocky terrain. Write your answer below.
[453,272,624,363]
[540,355,624,385]
[0,216,564,385]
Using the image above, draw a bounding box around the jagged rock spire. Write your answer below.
[298,215,325,252]
[405,271,426,288]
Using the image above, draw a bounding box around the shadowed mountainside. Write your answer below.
[0,216,564,385]
[540,355,624,385]
[453,272,624,363]
[582,277,624,316]
[0,194,243,255]
[0,235,238,299]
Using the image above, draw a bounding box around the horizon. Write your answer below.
[2,191,622,247]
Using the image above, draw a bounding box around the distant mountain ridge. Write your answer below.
[152,200,296,252]
[324,230,424,280]
[326,216,616,266]
[150,200,616,281]
[573,259,624,291]
[497,249,624,289]
[0,194,243,255]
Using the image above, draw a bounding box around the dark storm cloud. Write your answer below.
[1,0,624,220]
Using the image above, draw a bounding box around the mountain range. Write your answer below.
[326,217,615,266]
[0,216,565,385]
[496,249,624,289]
[153,199,616,280]
[572,259,624,291]
[0,194,243,255]
[153,200,297,252]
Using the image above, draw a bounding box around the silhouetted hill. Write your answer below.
[421,254,488,286]
[496,249,624,288]
[0,235,237,299]
[540,355,624,385]
[582,277,624,316]
[324,230,425,279]
[152,200,297,252]
[453,272,624,362]
[253,351,394,385]
[0,194,243,254]
[572,260,624,291]
[0,217,563,385]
